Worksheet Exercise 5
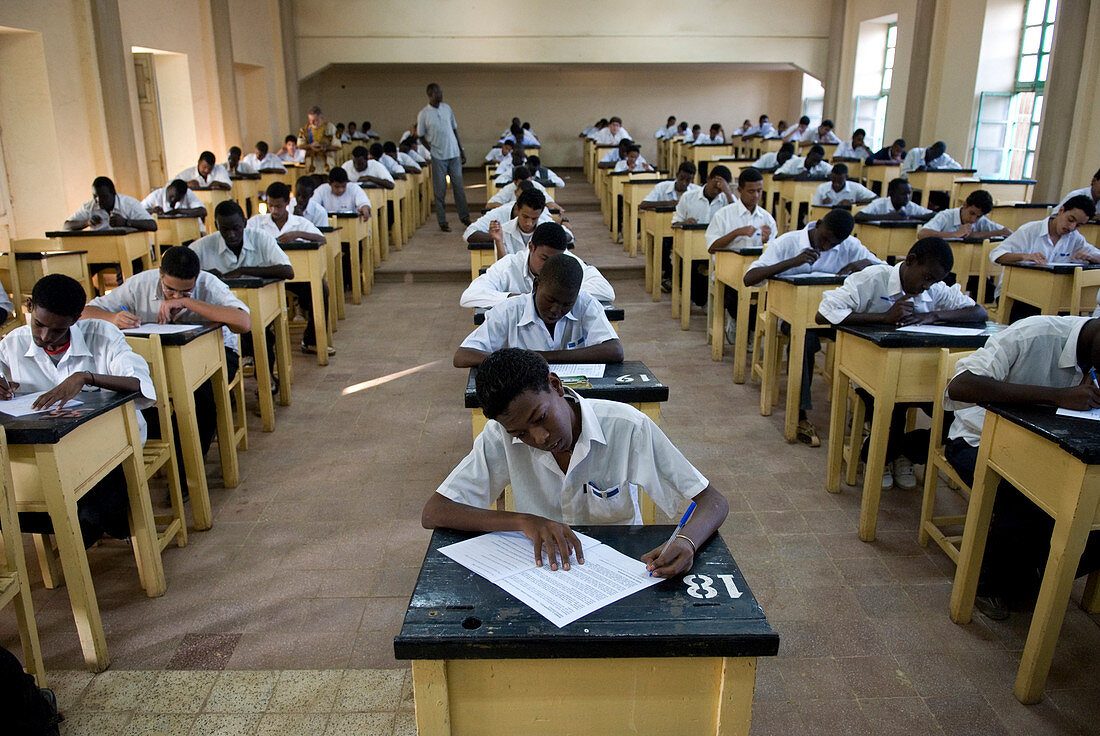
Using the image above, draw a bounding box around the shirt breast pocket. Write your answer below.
[584,482,640,524]
[566,336,587,349]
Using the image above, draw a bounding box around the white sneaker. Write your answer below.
[725,318,737,345]
[880,466,893,490]
[893,457,917,490]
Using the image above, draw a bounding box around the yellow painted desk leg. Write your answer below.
[680,257,693,330]
[252,317,275,432]
[784,323,807,442]
[332,254,346,320]
[759,312,779,417]
[716,657,756,736]
[650,233,662,303]
[712,281,725,361]
[120,406,167,597]
[733,290,753,384]
[671,250,682,319]
[274,293,292,406]
[168,372,213,530]
[858,352,900,542]
[412,660,451,736]
[211,361,240,489]
[346,238,362,305]
[825,363,850,493]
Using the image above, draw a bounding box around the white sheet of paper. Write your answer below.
[549,363,606,378]
[0,392,84,417]
[122,324,202,335]
[896,325,987,336]
[1055,407,1100,422]
[781,272,829,281]
[438,531,658,628]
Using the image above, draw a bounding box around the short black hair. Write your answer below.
[167,179,189,199]
[515,187,546,212]
[831,163,849,177]
[266,182,292,201]
[92,176,116,194]
[908,237,954,272]
[799,116,810,125]
[199,151,216,165]
[1093,167,1100,180]
[738,167,763,186]
[964,189,994,214]
[808,144,825,157]
[285,134,296,144]
[538,252,582,292]
[214,200,245,221]
[229,146,242,156]
[369,143,384,159]
[709,165,733,183]
[526,155,541,169]
[530,222,569,251]
[1063,195,1097,219]
[30,274,86,320]
[256,141,269,154]
[609,116,622,124]
[383,141,397,154]
[295,176,316,195]
[821,119,834,128]
[511,165,531,182]
[819,208,855,240]
[475,349,551,420]
[779,142,795,155]
[618,138,633,150]
[892,138,906,148]
[161,245,201,280]
[515,180,535,194]
[627,145,641,154]
[352,145,369,158]
[886,177,909,196]
[677,161,697,176]
[329,167,350,183]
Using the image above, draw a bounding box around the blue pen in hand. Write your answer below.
[650,501,697,577]
[1090,368,1099,390]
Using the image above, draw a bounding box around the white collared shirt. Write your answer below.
[654,124,678,139]
[693,134,725,145]
[463,203,557,242]
[858,197,933,218]
[1057,186,1099,211]
[488,180,551,206]
[459,291,618,354]
[613,157,653,173]
[705,198,777,250]
[227,160,257,176]
[460,251,615,308]
[241,153,286,173]
[313,183,370,213]
[782,124,807,138]
[141,187,204,215]
[68,194,156,230]
[175,164,233,189]
[900,148,962,176]
[800,129,842,144]
[532,166,565,188]
[812,180,876,206]
[278,149,306,164]
[397,151,422,172]
[642,181,697,203]
[817,262,975,325]
[752,151,784,169]
[988,217,1096,265]
[342,159,393,184]
[500,218,538,255]
[436,388,708,525]
[775,157,832,177]
[945,316,1088,447]
[744,123,776,138]
[485,148,506,163]
[593,127,631,145]
[288,197,330,229]
[834,141,873,159]
[924,208,1005,234]
[672,187,731,225]
[87,269,249,352]
[748,225,882,276]
[599,149,622,164]
[379,154,405,176]
[0,320,156,442]
[244,213,321,243]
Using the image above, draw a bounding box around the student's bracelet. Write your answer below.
[675,534,697,555]
[84,371,95,388]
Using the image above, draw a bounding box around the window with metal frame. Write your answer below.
[881,23,897,95]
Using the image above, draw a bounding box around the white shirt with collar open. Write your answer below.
[459,291,617,355]
[673,187,729,225]
[816,262,976,325]
[812,180,876,206]
[191,227,293,272]
[69,194,155,229]
[463,203,557,243]
[245,213,322,243]
[460,251,615,308]
[747,225,882,276]
[313,183,370,214]
[174,164,233,189]
[642,181,698,203]
[858,197,933,218]
[705,198,776,250]
[988,217,1097,265]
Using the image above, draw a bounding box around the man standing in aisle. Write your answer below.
[417,82,471,232]
[297,106,342,175]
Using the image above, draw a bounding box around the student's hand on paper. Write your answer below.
[33,374,86,410]
[682,217,697,225]
[792,248,819,266]
[111,311,142,330]
[883,297,914,325]
[108,212,128,227]
[1026,252,1048,265]
[642,537,694,578]
[1072,248,1100,264]
[158,298,187,324]
[89,214,103,227]
[1057,379,1100,411]
[519,515,584,571]
[0,376,19,401]
[149,206,164,215]
[953,224,973,238]
[898,309,936,326]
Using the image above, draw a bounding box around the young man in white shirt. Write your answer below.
[399,138,427,166]
[423,348,729,574]
[1056,166,1100,211]
[470,187,562,259]
[811,164,876,207]
[818,237,986,486]
[854,178,934,222]
[2,274,156,548]
[742,115,775,139]
[485,140,514,164]
[373,143,407,179]
[241,141,286,173]
[278,136,306,165]
[988,195,1099,268]
[640,163,698,209]
[224,146,257,176]
[944,316,1100,619]
[488,167,552,208]
[360,121,380,140]
[142,179,207,220]
[599,139,633,165]
[917,190,1011,240]
[752,142,796,171]
[613,145,654,173]
[64,176,157,232]
[525,155,565,188]
[593,117,631,146]
[867,138,907,164]
[900,141,962,176]
[342,146,395,189]
[692,123,726,145]
[461,222,614,308]
[673,165,734,225]
[774,145,832,178]
[799,119,842,146]
[655,115,677,139]
[782,116,811,142]
[584,119,608,140]
[384,140,420,174]
[313,167,372,222]
[834,128,873,160]
[453,254,624,369]
[291,177,330,229]
[176,151,232,190]
[730,119,752,137]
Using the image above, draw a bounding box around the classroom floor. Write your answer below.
[3,168,1100,735]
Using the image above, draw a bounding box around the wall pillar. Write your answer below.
[88,0,142,195]
[822,0,848,118]
[900,0,936,145]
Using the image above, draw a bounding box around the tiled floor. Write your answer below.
[2,168,1099,735]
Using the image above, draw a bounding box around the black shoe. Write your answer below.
[439,222,451,232]
[660,278,672,293]
[460,217,472,226]
[975,594,1009,621]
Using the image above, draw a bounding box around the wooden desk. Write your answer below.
[952,178,1036,207]
[474,303,623,334]
[191,188,231,234]
[609,172,659,243]
[281,241,332,366]
[854,220,921,262]
[361,185,388,262]
[776,177,827,232]
[671,224,709,329]
[1080,221,1100,249]
[154,215,202,249]
[319,226,345,321]
[395,526,778,736]
[229,174,262,217]
[944,236,1003,302]
[226,277,291,432]
[593,146,617,189]
[466,361,668,440]
[622,179,665,257]
[642,206,676,300]
[864,163,901,196]
[44,229,153,285]
[710,246,763,382]
[907,169,976,206]
[990,203,1053,233]
[759,275,846,441]
[596,164,615,226]
[832,157,866,184]
[258,170,289,190]
[3,392,164,671]
[949,405,1100,703]
[762,172,779,215]
[468,241,495,281]
[996,262,1100,323]
[688,143,735,182]
[0,250,91,299]
[329,212,370,304]
[825,324,991,541]
[582,138,595,182]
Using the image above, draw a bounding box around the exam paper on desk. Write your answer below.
[123,324,203,335]
[896,325,987,336]
[1055,407,1100,422]
[0,392,84,417]
[549,363,606,378]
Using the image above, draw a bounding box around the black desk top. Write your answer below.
[229,173,261,180]
[329,211,362,218]
[832,157,863,162]
[465,360,668,409]
[715,245,763,256]
[0,391,138,444]
[467,240,493,251]
[712,157,757,163]
[649,203,677,213]
[838,322,994,349]
[474,303,624,325]
[318,225,339,233]
[45,228,138,237]
[156,213,202,220]
[393,527,778,660]
[1005,262,1100,274]
[772,274,847,286]
[675,223,709,231]
[995,202,1055,209]
[856,220,924,229]
[985,404,1100,464]
[597,163,615,169]
[279,239,324,251]
[911,168,977,174]
[944,235,1006,244]
[773,174,829,181]
[223,276,282,288]
[8,250,88,260]
[971,178,1037,185]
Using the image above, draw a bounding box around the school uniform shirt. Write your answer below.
[493,159,517,181]
[834,141,873,159]
[599,149,622,164]
[342,159,393,184]
[748,225,882,278]
[532,166,565,188]
[775,156,833,177]
[654,124,678,139]
[867,146,903,163]
[1056,186,1100,211]
[288,197,330,229]
[502,131,540,147]
[226,160,257,176]
[351,130,370,140]
[175,164,233,189]
[642,181,698,203]
[582,125,598,138]
[244,213,323,243]
[692,134,725,145]
[988,217,1097,265]
[485,148,506,163]
[407,148,428,165]
[613,158,653,173]
[68,194,156,231]
[460,251,615,308]
[811,180,876,206]
[0,279,13,317]
[397,151,422,172]
[592,127,632,145]
[416,143,432,161]
[900,147,962,176]
[858,197,933,218]
[278,149,306,164]
[312,182,371,214]
[87,269,249,353]
[499,218,541,255]
[241,153,286,173]
[800,129,842,145]
[672,187,730,225]
[463,203,557,242]
[731,126,751,136]
[487,180,551,206]
[945,316,1088,447]
[379,154,406,176]
[817,261,976,325]
[141,187,205,215]
[0,320,156,443]
[416,102,462,160]
[782,124,807,139]
[924,207,1005,235]
[459,291,618,357]
[705,198,777,250]
[752,151,782,169]
[435,388,708,525]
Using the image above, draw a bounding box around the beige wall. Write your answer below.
[304,65,804,168]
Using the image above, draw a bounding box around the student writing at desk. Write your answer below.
[313,168,371,222]
[654,115,677,139]
[944,316,1100,619]
[488,167,551,207]
[484,139,514,165]
[382,141,418,176]
[917,190,1011,240]
[64,176,157,232]
[224,146,256,176]
[175,151,232,190]
[988,195,1098,267]
[866,138,906,164]
[3,275,155,547]
[853,178,933,222]
[453,254,623,368]
[241,141,286,174]
[277,135,306,165]
[423,348,729,575]
[781,116,811,143]
[468,187,562,259]
[142,179,207,220]
[692,123,726,145]
[752,141,795,171]
[835,128,872,160]
[613,145,654,173]
[816,238,986,489]
[639,162,698,209]
[399,138,427,168]
[290,177,329,229]
[745,209,883,446]
[592,117,630,146]
[900,140,961,177]
[673,165,735,305]
[525,155,565,189]
[342,146,394,189]
[811,164,876,207]
[599,139,633,166]
[774,145,832,178]
[797,119,841,147]
[461,222,613,308]
[1056,166,1100,211]
[742,114,775,140]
